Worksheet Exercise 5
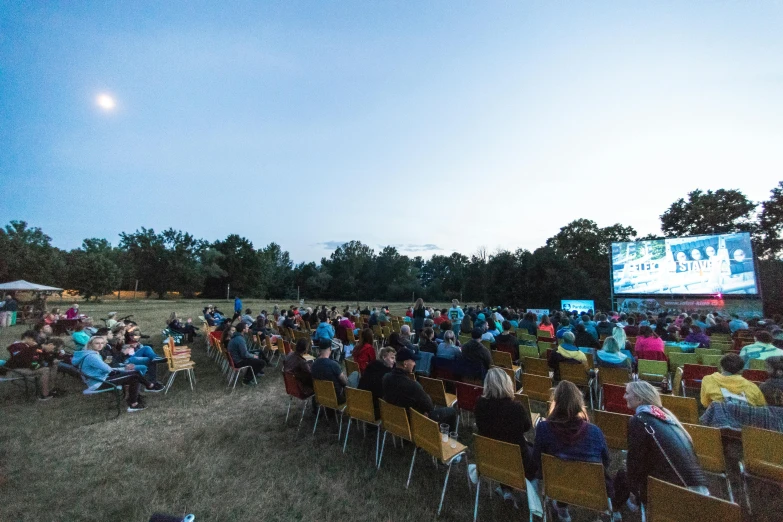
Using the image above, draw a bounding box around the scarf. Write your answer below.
[636,404,677,425]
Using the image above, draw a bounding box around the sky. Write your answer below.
[2,1,782,263]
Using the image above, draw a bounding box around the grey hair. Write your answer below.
[562,331,575,344]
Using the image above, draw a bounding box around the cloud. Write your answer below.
[384,243,442,252]
[317,241,347,250]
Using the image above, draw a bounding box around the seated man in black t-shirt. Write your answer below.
[311,341,358,404]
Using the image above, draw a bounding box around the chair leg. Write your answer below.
[337,410,345,440]
[437,461,454,516]
[375,425,380,467]
[724,474,734,503]
[165,372,176,394]
[313,406,322,435]
[473,476,481,522]
[297,399,308,434]
[187,369,194,390]
[342,417,352,453]
[285,396,293,424]
[378,431,388,469]
[406,447,418,488]
[741,471,752,515]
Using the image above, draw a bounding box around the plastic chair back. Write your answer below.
[521,373,553,402]
[313,379,340,410]
[647,476,741,522]
[474,434,526,491]
[455,382,483,413]
[409,408,445,460]
[559,361,589,386]
[519,344,539,360]
[682,364,716,388]
[537,329,553,339]
[711,342,733,353]
[638,360,668,381]
[524,357,549,376]
[701,354,722,367]
[748,358,767,371]
[537,341,556,355]
[742,426,783,481]
[514,393,541,425]
[742,369,767,384]
[593,410,630,451]
[541,453,610,514]
[491,350,513,369]
[417,375,448,406]
[598,367,630,386]
[345,387,377,423]
[660,394,699,424]
[695,348,721,362]
[283,371,311,400]
[378,399,412,442]
[602,384,634,415]
[345,358,360,376]
[668,353,699,373]
[682,423,726,474]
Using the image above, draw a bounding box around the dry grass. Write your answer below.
[0,300,776,521]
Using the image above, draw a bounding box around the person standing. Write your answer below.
[447,299,465,336]
[233,296,243,322]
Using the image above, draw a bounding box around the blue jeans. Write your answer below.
[127,345,160,381]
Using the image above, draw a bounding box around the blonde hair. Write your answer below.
[482,367,515,400]
[85,335,106,351]
[625,381,690,438]
[612,326,627,349]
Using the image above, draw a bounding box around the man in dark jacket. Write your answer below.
[227,322,265,384]
[283,338,313,395]
[358,347,396,415]
[382,348,457,431]
[596,314,616,337]
[460,327,492,372]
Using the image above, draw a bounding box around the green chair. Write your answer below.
[695,348,721,363]
[664,345,684,357]
[701,354,723,367]
[519,344,539,360]
[638,359,669,382]
[748,358,769,371]
[668,353,700,373]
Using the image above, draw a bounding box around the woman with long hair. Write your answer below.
[596,337,633,371]
[538,314,555,338]
[634,325,667,361]
[412,298,426,341]
[612,381,707,516]
[532,381,611,522]
[436,330,461,359]
[352,328,376,373]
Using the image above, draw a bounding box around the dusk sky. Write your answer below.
[2,1,782,263]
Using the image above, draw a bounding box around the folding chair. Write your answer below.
[537,341,556,356]
[739,425,783,515]
[282,372,313,433]
[455,381,483,428]
[672,366,684,396]
[682,423,733,501]
[523,357,550,377]
[701,354,723,368]
[162,340,195,394]
[514,392,541,427]
[223,350,257,391]
[710,341,733,353]
[660,394,699,424]
[345,358,360,377]
[597,367,630,405]
[521,373,553,403]
[343,387,382,466]
[748,358,768,371]
[558,362,595,410]
[593,410,629,452]
[519,344,539,360]
[710,334,731,344]
[742,369,767,384]
[601,384,634,415]
[668,353,699,374]
[537,329,553,339]
[472,434,531,522]
[646,476,740,522]
[638,359,669,383]
[377,399,413,469]
[695,348,721,363]
[418,375,458,408]
[491,350,520,373]
[312,379,346,440]
[408,408,468,516]
[540,453,613,522]
[682,364,718,396]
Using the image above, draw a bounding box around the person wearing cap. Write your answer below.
[460,327,493,372]
[382,347,458,431]
[311,340,358,404]
[106,312,119,329]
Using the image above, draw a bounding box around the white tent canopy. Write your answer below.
[0,280,63,292]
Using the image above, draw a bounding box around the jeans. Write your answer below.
[236,358,265,382]
[347,371,360,389]
[127,345,160,381]
[100,370,151,406]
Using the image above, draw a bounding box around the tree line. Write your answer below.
[1,184,782,313]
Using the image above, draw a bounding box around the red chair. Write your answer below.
[283,372,314,434]
[682,364,718,394]
[495,342,517,360]
[602,384,634,415]
[455,381,483,428]
[742,369,767,384]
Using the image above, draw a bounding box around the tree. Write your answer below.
[204,234,264,298]
[757,181,783,259]
[0,221,66,285]
[66,250,120,300]
[660,189,757,238]
[321,241,375,300]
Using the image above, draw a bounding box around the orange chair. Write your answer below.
[408,408,468,515]
[282,372,313,433]
[163,338,195,394]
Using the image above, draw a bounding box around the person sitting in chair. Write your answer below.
[284,338,314,396]
[227,322,265,385]
[701,353,766,408]
[311,340,356,404]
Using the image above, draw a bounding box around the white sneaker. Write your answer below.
[468,464,478,485]
[626,498,639,513]
[451,454,462,464]
[612,512,623,522]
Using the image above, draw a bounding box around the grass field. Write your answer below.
[0,300,778,521]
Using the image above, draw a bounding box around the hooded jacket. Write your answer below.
[71,349,112,389]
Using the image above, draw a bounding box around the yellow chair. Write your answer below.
[524,357,550,377]
[682,423,733,501]
[343,387,381,465]
[593,410,629,452]
[597,367,631,386]
[345,358,360,377]
[408,408,468,515]
[162,337,195,394]
[558,362,595,409]
[472,435,531,522]
[541,453,613,520]
[417,375,458,408]
[739,426,783,515]
[521,373,553,403]
[660,394,699,424]
[312,379,346,439]
[491,350,520,373]
[748,358,769,371]
[646,476,740,522]
[638,360,669,382]
[377,399,413,469]
[514,392,541,428]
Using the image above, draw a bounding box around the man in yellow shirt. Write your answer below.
[701,353,766,407]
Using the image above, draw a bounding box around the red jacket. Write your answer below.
[353,343,376,373]
[5,342,45,369]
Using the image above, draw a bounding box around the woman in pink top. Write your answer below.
[634,325,667,361]
[538,314,555,338]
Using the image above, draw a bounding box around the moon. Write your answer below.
[96,93,116,111]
